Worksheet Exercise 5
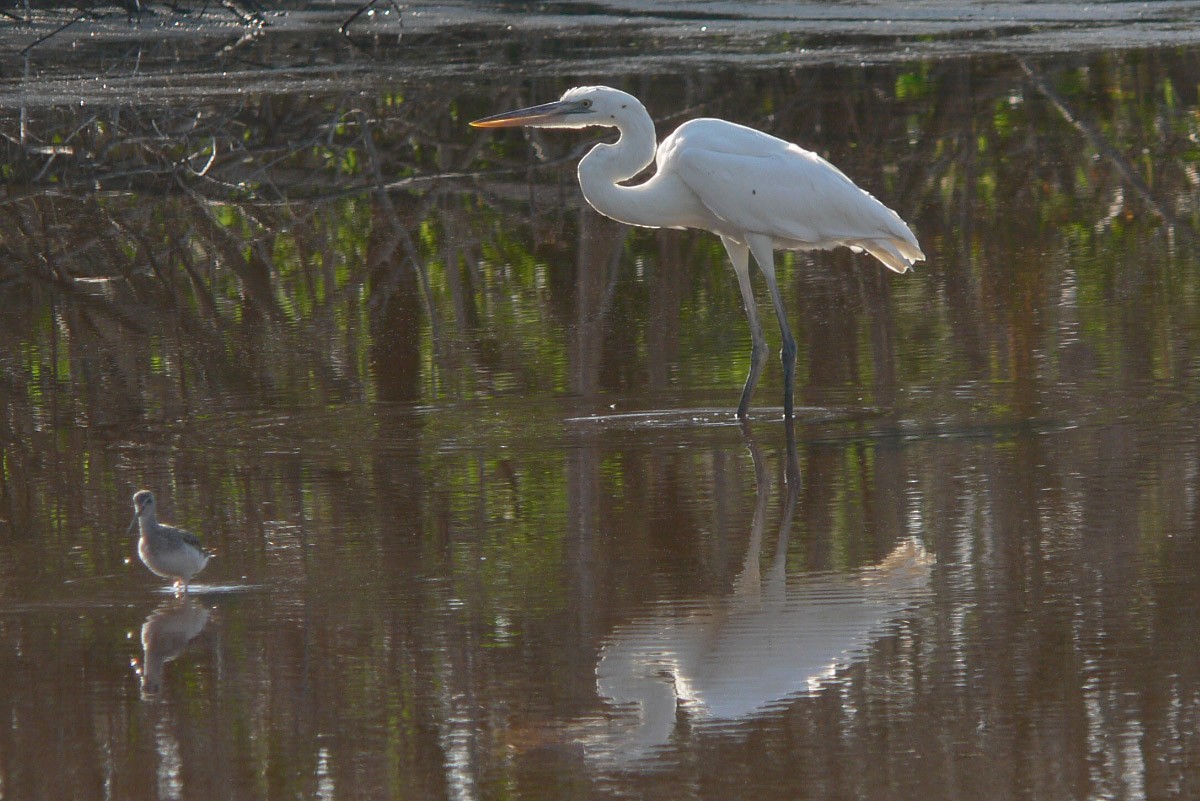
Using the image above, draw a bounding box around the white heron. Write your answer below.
[471,86,924,419]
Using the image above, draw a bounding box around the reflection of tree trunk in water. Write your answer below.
[797,438,838,568]
[1008,245,1041,422]
[433,454,486,801]
[368,205,422,404]
[369,372,442,797]
[938,63,989,377]
[706,447,740,588]
[796,252,861,399]
[568,210,625,398]
[969,437,1049,784]
[646,230,685,391]
[942,251,988,378]
[357,114,443,359]
[1116,240,1157,388]
[1143,433,1200,798]
[859,266,898,409]
[862,433,908,554]
[858,267,907,550]
[566,442,604,689]
[442,212,472,339]
[0,430,32,538]
[439,207,492,378]
[802,437,903,563]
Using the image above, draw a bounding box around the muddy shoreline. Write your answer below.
[3,1,1200,107]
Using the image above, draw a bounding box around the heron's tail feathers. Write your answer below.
[854,237,926,275]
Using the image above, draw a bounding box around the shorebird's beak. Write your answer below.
[127,505,142,535]
[469,99,590,128]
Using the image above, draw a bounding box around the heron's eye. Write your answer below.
[581,99,592,108]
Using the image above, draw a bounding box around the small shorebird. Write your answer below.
[127,490,211,595]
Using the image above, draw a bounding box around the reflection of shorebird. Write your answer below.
[131,599,210,696]
[127,490,211,595]
[586,428,932,765]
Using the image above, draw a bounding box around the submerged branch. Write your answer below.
[19,12,83,54]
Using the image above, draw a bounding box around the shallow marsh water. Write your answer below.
[3,6,1200,799]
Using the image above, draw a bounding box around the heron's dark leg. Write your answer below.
[747,235,796,420]
[721,236,768,419]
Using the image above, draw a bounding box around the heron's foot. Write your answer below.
[781,359,795,419]
[738,340,771,418]
[736,394,752,420]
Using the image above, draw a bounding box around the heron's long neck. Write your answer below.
[576,109,662,228]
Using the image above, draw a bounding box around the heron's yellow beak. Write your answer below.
[470,99,584,128]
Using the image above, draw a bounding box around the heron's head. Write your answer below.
[470,86,640,130]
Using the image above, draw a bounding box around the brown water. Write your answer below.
[3,10,1200,800]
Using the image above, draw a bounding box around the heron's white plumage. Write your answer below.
[662,119,924,273]
[471,85,924,417]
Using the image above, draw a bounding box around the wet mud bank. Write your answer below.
[3,0,1200,107]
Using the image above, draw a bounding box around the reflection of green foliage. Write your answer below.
[5,53,1200,801]
[1056,67,1088,97]
[1161,78,1178,110]
[4,49,1200,614]
[895,67,932,101]
[991,98,1017,138]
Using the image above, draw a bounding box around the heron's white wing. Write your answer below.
[662,120,922,268]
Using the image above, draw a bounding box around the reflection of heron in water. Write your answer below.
[127,489,211,595]
[471,87,924,419]
[584,422,932,765]
[131,598,210,697]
